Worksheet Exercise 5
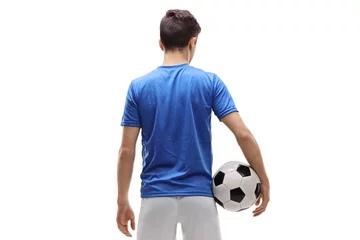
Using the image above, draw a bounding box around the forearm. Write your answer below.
[236,132,269,186]
[117,149,135,204]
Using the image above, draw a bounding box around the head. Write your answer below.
[159,9,201,63]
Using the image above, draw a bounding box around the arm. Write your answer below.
[117,126,140,204]
[222,112,269,186]
[117,82,141,236]
[211,74,269,216]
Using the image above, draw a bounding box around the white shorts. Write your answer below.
[137,196,222,240]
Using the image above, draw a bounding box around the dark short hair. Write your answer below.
[160,9,201,51]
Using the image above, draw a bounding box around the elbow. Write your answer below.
[118,147,135,159]
[234,129,252,143]
[119,147,133,153]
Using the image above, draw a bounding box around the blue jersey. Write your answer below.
[121,63,238,198]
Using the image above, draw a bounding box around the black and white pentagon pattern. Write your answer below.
[238,166,261,209]
[213,162,261,212]
[212,168,232,209]
[213,171,225,186]
[213,184,230,204]
[236,165,251,177]
[230,187,245,203]
[223,170,243,189]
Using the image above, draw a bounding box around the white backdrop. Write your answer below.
[1,0,359,239]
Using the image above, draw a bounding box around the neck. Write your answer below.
[162,50,189,66]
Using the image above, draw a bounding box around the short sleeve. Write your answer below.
[212,75,238,121]
[121,82,141,127]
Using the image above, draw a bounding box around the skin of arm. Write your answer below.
[117,126,140,205]
[221,112,270,187]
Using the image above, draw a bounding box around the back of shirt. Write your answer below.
[121,63,238,198]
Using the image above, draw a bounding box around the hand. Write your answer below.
[252,184,270,217]
[117,202,136,237]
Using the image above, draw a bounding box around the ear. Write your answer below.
[188,37,197,50]
[159,40,165,51]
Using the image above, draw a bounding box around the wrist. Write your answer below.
[117,196,129,205]
[260,178,270,187]
[261,181,270,188]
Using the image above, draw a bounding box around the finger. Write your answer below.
[253,205,265,213]
[253,210,264,217]
[122,221,133,237]
[252,205,265,213]
[117,223,132,237]
[117,222,126,233]
[122,223,130,235]
[131,217,136,230]
[254,202,267,212]
[253,206,263,214]
[252,204,267,216]
[255,196,261,206]
[253,202,264,211]
[253,206,266,215]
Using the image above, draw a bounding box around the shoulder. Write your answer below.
[128,69,163,91]
[131,69,158,84]
[186,66,221,84]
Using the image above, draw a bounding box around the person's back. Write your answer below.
[116,9,270,240]
[126,64,237,198]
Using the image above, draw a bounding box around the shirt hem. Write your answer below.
[141,191,214,198]
[121,122,141,127]
[218,109,239,122]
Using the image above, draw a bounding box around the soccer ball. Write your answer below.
[212,161,261,212]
